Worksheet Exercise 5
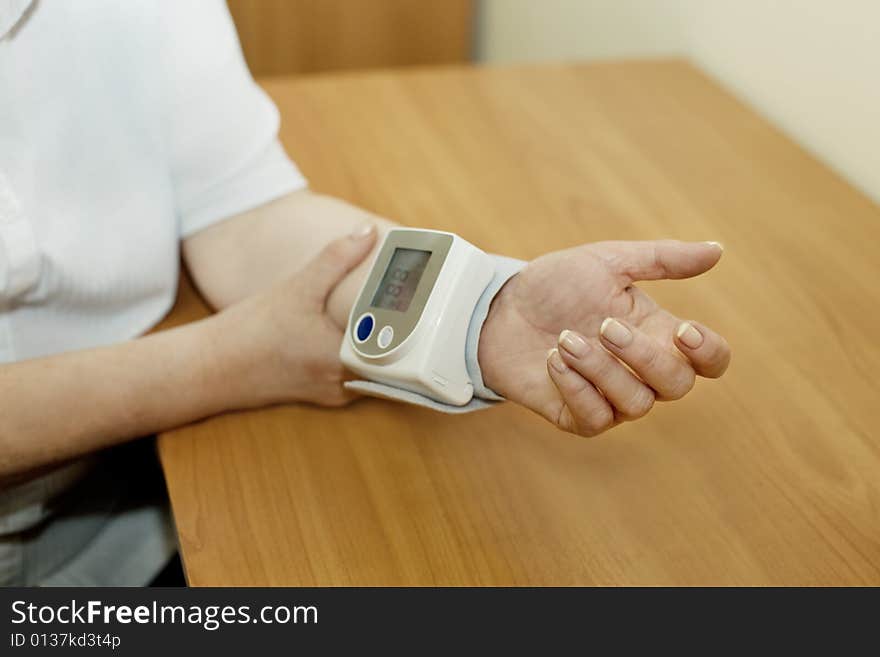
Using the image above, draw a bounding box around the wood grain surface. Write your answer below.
[226,0,473,76]
[158,60,880,586]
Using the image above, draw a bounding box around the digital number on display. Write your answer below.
[371,248,431,312]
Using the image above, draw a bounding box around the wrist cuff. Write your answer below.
[343,254,526,414]
[464,254,527,401]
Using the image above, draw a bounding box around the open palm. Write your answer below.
[478,240,730,436]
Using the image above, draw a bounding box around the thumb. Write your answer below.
[302,224,378,306]
[600,239,724,283]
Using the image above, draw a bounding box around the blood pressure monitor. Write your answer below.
[340,228,494,405]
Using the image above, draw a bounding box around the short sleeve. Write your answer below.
[158,1,307,238]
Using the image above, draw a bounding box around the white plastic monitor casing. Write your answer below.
[340,229,494,405]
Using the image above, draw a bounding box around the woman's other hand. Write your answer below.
[210,224,377,409]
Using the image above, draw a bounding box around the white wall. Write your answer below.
[476,0,685,62]
[477,0,880,204]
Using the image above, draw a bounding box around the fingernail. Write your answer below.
[705,241,724,251]
[350,223,375,239]
[600,318,632,348]
[547,348,568,373]
[676,322,703,349]
[559,329,588,358]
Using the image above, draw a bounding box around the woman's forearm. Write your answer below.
[0,220,379,482]
[182,189,398,327]
[0,315,239,479]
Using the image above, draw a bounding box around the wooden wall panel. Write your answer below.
[226,0,474,76]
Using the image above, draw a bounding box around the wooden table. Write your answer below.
[157,60,880,586]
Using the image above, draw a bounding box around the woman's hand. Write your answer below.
[478,240,731,437]
[210,224,378,409]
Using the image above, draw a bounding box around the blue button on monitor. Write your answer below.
[355,313,374,342]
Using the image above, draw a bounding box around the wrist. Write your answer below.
[195,309,269,412]
[477,272,519,396]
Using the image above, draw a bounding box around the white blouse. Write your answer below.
[0,0,306,585]
[0,0,306,364]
